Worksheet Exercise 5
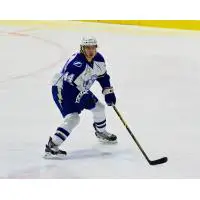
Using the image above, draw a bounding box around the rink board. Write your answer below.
[80,20,200,31]
[0,20,200,31]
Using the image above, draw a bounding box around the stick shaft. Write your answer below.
[112,105,151,163]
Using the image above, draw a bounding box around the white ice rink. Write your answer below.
[0,21,200,178]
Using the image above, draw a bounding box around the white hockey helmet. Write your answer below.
[80,36,98,47]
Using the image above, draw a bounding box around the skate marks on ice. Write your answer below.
[42,145,134,162]
[42,147,114,161]
[45,142,134,161]
[66,145,126,160]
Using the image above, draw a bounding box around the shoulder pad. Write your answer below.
[94,52,105,62]
[67,53,86,68]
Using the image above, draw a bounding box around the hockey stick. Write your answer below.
[112,105,168,165]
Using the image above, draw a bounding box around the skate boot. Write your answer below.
[44,137,67,159]
[93,123,117,144]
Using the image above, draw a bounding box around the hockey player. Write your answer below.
[44,36,117,158]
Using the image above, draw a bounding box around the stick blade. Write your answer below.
[149,157,168,165]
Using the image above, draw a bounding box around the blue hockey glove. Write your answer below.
[79,92,97,110]
[103,87,116,106]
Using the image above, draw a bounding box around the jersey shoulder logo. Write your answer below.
[73,61,82,68]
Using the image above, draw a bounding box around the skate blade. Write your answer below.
[43,152,67,160]
[98,138,118,145]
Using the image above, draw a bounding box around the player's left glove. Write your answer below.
[79,93,97,110]
[103,87,116,106]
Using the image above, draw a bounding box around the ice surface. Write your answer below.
[0,22,200,178]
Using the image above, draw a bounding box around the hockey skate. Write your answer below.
[93,123,117,144]
[44,137,67,159]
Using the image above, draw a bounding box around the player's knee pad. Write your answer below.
[92,101,106,120]
[95,101,105,112]
[62,113,80,132]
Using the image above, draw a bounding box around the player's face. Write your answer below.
[84,46,97,59]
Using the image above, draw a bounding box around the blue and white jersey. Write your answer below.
[52,52,111,102]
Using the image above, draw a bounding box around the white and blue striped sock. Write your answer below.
[94,119,106,133]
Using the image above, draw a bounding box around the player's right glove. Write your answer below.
[103,87,116,106]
